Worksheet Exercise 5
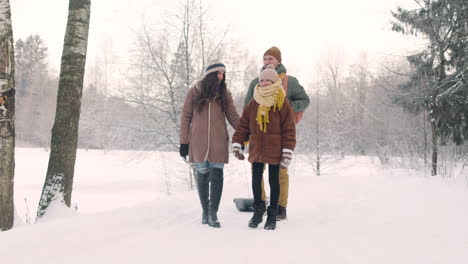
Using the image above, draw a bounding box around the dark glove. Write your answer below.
[179,144,189,159]
[280,149,293,169]
[232,144,245,160]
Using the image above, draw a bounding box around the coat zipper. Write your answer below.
[203,101,211,161]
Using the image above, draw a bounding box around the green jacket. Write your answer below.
[243,64,310,113]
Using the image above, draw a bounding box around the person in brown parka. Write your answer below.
[245,46,310,221]
[232,66,296,230]
[179,60,240,228]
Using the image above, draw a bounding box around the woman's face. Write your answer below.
[217,71,225,83]
[259,79,273,87]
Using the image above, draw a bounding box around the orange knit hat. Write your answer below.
[263,46,282,63]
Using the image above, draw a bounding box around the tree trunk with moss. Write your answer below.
[0,0,15,231]
[37,0,91,219]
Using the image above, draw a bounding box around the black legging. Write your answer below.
[252,162,280,208]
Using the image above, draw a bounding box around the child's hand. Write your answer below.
[234,150,245,160]
[280,149,293,169]
[232,144,245,160]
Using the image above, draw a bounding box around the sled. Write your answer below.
[233,198,254,212]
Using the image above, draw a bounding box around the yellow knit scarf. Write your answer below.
[253,79,285,132]
[278,72,286,80]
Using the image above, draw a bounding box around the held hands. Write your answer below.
[179,144,189,159]
[280,149,293,169]
[232,143,245,160]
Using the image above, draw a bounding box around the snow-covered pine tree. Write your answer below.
[391,0,468,175]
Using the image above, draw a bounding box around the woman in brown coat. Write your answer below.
[179,60,240,228]
[232,66,296,230]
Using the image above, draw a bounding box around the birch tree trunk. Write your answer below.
[315,85,320,176]
[0,0,15,231]
[36,0,91,219]
[430,94,438,176]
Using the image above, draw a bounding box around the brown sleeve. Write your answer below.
[225,90,240,129]
[179,87,195,144]
[232,101,252,146]
[280,99,296,151]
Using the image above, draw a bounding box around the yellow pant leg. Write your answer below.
[261,178,266,201]
[278,168,289,207]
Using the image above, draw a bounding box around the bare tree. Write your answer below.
[0,0,15,231]
[36,0,91,219]
[346,52,369,154]
[118,1,256,189]
[303,78,343,176]
[122,0,233,149]
[313,83,321,176]
[320,54,350,157]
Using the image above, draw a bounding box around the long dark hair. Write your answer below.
[195,71,227,112]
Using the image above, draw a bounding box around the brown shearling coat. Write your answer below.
[232,98,296,164]
[179,82,240,164]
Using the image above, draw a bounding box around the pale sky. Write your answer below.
[10,0,424,87]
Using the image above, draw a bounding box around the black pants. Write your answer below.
[252,162,280,208]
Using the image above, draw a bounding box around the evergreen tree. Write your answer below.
[14,35,47,96]
[391,0,467,175]
[14,35,56,147]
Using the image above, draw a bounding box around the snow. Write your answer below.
[1,148,468,264]
[35,198,77,222]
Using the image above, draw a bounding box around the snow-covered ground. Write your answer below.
[1,148,468,264]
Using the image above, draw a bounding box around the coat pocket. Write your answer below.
[265,134,282,159]
[248,134,259,155]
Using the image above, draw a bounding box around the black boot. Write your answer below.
[208,168,223,228]
[277,205,287,221]
[202,210,208,224]
[248,202,266,228]
[264,206,277,230]
[196,171,209,224]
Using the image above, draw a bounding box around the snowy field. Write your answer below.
[1,148,468,264]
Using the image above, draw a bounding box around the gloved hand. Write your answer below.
[280,149,293,169]
[179,144,189,159]
[232,144,245,160]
